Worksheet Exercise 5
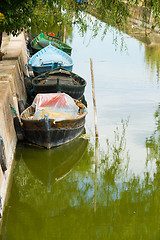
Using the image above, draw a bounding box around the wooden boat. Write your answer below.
[28,43,73,76]
[30,31,72,55]
[20,93,87,149]
[31,67,87,100]
[77,0,89,4]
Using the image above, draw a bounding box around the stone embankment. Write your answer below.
[0,31,28,221]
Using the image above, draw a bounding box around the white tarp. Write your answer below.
[32,93,79,120]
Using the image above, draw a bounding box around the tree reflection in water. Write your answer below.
[100,119,130,184]
[144,45,160,83]
[1,117,160,239]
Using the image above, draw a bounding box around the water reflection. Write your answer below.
[1,118,160,239]
[18,137,88,190]
[2,5,160,238]
[0,137,90,240]
[146,103,160,163]
[99,119,130,184]
[144,44,160,83]
[94,137,98,213]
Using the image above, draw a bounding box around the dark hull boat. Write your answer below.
[20,93,87,149]
[31,67,87,100]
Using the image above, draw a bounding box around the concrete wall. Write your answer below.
[0,31,28,220]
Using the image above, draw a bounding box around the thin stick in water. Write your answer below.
[90,58,99,213]
[90,58,99,139]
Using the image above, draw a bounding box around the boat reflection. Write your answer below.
[16,135,88,189]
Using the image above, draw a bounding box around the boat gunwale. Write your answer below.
[20,102,87,123]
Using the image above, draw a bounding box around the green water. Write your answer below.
[1,15,160,239]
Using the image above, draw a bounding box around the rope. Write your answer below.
[16,93,30,107]
[24,72,32,80]
[30,88,35,93]
[10,105,18,117]
[25,63,33,72]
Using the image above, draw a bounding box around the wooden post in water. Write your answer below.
[90,58,99,139]
[90,58,99,213]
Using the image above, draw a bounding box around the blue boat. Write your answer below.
[77,0,88,3]
[28,43,73,76]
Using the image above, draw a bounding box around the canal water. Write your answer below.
[1,14,160,239]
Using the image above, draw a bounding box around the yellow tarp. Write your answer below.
[34,109,74,120]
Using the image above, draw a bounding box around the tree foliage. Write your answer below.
[0,0,38,35]
[0,0,38,48]
[0,0,160,50]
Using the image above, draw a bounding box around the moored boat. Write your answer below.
[30,31,72,55]
[28,43,73,76]
[20,93,87,149]
[77,0,89,3]
[31,67,87,100]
